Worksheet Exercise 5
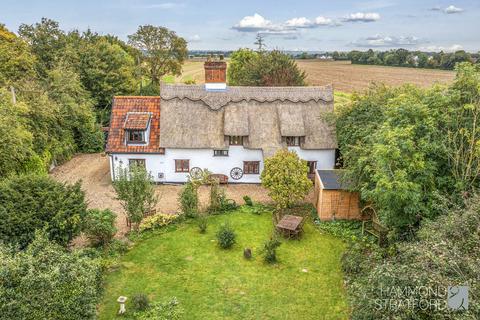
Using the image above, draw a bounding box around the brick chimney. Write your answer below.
[204,60,227,91]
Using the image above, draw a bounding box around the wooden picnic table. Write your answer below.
[276,215,304,239]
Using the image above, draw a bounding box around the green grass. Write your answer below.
[98,208,349,319]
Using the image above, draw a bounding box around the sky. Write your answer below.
[1,0,479,52]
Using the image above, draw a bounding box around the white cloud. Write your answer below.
[232,13,275,31]
[188,35,201,42]
[444,5,463,14]
[352,34,424,47]
[285,17,313,28]
[344,12,381,22]
[314,16,333,26]
[138,2,183,9]
[419,44,463,52]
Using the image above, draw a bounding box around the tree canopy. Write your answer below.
[336,63,480,237]
[228,49,306,86]
[128,25,188,86]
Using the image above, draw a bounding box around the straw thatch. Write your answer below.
[159,83,337,154]
[224,104,249,136]
[277,104,305,136]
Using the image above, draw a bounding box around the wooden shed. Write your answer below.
[314,169,361,220]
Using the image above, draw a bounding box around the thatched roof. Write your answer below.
[159,83,337,155]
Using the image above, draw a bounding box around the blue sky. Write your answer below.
[2,0,479,51]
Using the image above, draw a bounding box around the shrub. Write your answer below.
[343,195,480,319]
[261,149,312,209]
[216,222,236,249]
[178,181,198,218]
[0,174,87,249]
[113,165,158,230]
[208,182,237,213]
[132,293,150,312]
[83,209,117,247]
[243,195,253,206]
[0,232,102,320]
[139,213,178,232]
[135,297,183,320]
[197,215,207,234]
[262,237,281,264]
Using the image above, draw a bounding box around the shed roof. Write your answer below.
[317,170,351,190]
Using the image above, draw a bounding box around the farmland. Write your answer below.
[167,59,456,93]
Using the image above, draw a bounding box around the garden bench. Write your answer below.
[209,174,228,184]
[362,219,388,246]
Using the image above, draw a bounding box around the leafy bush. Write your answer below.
[0,232,102,320]
[113,164,158,230]
[83,209,117,247]
[178,181,198,218]
[315,220,363,242]
[132,293,150,312]
[208,182,237,213]
[216,222,236,249]
[262,237,281,264]
[343,195,480,319]
[134,297,183,320]
[0,174,87,249]
[197,215,208,234]
[261,149,312,209]
[139,213,178,232]
[243,195,253,206]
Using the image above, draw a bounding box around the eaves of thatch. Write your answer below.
[159,83,337,157]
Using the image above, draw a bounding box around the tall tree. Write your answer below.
[228,49,306,86]
[18,18,67,77]
[128,25,187,85]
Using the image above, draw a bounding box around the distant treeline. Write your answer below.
[332,49,479,70]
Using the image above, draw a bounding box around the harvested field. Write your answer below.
[50,153,279,238]
[170,59,455,93]
[296,60,455,93]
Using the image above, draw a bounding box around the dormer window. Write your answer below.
[286,136,301,146]
[127,130,146,143]
[229,136,244,146]
[123,112,151,145]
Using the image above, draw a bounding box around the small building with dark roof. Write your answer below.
[314,169,361,220]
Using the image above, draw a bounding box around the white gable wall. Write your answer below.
[109,146,335,183]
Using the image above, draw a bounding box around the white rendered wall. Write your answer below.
[109,146,335,183]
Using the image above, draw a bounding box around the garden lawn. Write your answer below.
[98,208,349,319]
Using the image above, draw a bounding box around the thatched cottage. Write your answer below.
[106,61,337,183]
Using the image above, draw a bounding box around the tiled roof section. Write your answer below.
[106,96,164,154]
[124,112,151,130]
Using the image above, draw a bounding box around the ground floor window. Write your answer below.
[306,161,317,175]
[214,149,229,157]
[129,158,146,169]
[243,161,260,174]
[175,159,190,172]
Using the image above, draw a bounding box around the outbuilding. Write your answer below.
[314,169,361,220]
